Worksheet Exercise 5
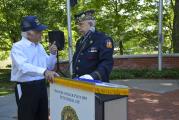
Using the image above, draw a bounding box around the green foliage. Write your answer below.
[110,69,179,80]
[0,69,14,96]
[0,0,177,60]
[0,69,10,81]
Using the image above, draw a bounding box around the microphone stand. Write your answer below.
[56,50,67,77]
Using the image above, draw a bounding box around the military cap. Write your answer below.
[74,10,95,23]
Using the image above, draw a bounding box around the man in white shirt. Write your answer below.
[11,16,59,120]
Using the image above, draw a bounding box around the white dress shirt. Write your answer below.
[10,37,57,82]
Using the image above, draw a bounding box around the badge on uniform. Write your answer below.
[35,19,40,25]
[89,47,98,53]
[106,39,113,48]
[90,40,93,44]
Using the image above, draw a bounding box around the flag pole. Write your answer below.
[67,0,73,77]
[158,0,163,71]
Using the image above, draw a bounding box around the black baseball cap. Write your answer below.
[21,16,47,32]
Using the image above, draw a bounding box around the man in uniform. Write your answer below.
[72,10,114,82]
[11,16,59,120]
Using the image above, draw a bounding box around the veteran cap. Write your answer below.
[74,10,95,23]
[21,16,47,32]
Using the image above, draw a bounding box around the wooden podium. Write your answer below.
[50,77,129,120]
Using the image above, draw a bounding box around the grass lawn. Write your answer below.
[0,69,15,96]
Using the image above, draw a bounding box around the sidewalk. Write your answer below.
[111,79,179,93]
[0,94,17,120]
[0,79,179,120]
[112,79,179,120]
[128,89,179,120]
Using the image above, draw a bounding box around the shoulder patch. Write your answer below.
[105,39,113,48]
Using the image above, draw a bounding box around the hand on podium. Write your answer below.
[44,70,59,83]
[79,74,94,80]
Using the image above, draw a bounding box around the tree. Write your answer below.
[0,0,177,60]
[0,0,67,60]
[172,0,179,53]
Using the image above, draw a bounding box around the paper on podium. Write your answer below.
[95,82,128,88]
[75,77,128,88]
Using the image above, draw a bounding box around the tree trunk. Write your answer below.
[172,0,179,53]
[119,41,123,55]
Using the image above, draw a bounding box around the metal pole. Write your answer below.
[158,0,163,71]
[67,0,73,77]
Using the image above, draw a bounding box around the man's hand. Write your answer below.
[49,41,58,55]
[79,74,94,80]
[44,70,59,83]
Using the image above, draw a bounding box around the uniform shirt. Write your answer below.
[10,37,57,82]
[73,30,114,82]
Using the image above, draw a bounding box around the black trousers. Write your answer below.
[15,80,48,120]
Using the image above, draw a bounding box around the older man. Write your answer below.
[11,16,59,120]
[73,10,114,82]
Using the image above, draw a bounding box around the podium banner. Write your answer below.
[50,77,129,120]
[50,81,95,120]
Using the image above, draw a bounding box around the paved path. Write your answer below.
[0,94,17,120]
[128,89,179,120]
[111,79,179,93]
